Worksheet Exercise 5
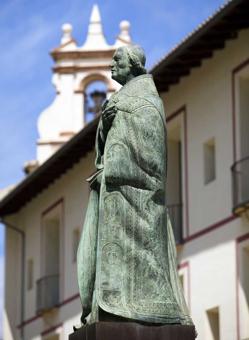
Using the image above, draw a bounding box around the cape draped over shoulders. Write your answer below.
[77,74,193,325]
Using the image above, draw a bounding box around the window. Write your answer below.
[73,229,80,263]
[167,115,183,244]
[38,201,63,314]
[27,258,34,290]
[206,307,220,340]
[238,77,249,159]
[204,138,216,184]
[233,76,249,210]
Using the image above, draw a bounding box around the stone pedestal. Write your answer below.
[69,322,196,340]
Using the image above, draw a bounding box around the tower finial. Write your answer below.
[91,4,101,22]
[115,20,132,47]
[61,23,73,45]
[82,4,109,50]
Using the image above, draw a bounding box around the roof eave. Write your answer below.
[151,0,249,92]
[0,117,99,216]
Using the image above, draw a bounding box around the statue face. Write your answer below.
[110,47,133,85]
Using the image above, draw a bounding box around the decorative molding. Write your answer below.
[37,140,64,146]
[17,293,80,329]
[53,65,111,74]
[41,198,64,217]
[74,89,84,94]
[166,105,186,123]
[53,38,77,51]
[59,131,75,137]
[184,214,238,243]
[51,49,115,61]
[17,314,40,329]
[59,293,80,307]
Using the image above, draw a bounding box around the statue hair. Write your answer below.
[125,45,147,76]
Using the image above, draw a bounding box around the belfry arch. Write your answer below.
[80,73,112,92]
[80,74,112,124]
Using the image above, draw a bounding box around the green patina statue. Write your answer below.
[77,45,193,326]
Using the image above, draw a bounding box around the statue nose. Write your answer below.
[110,60,116,68]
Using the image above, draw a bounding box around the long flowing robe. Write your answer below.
[77,74,192,325]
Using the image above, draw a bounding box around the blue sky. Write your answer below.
[0,0,226,334]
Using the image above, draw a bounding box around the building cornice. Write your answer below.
[50,49,115,62]
[151,0,249,92]
[52,64,112,74]
[0,118,99,216]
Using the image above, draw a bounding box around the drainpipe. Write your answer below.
[1,218,25,340]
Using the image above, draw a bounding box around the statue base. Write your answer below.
[69,322,196,340]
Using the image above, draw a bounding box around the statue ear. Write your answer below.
[127,60,136,76]
[129,63,135,75]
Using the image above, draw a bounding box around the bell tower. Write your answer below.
[35,4,132,165]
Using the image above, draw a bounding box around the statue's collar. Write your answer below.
[124,74,153,86]
[118,74,158,97]
[107,74,158,107]
[121,73,152,89]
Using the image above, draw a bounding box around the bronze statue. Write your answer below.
[77,45,193,326]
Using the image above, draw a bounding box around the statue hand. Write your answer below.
[87,170,103,191]
[102,105,117,131]
[80,307,91,325]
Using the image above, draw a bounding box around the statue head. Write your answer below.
[110,45,147,85]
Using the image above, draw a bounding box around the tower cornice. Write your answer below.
[50,49,115,62]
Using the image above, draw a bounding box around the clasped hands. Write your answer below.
[102,102,117,132]
[87,102,117,191]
